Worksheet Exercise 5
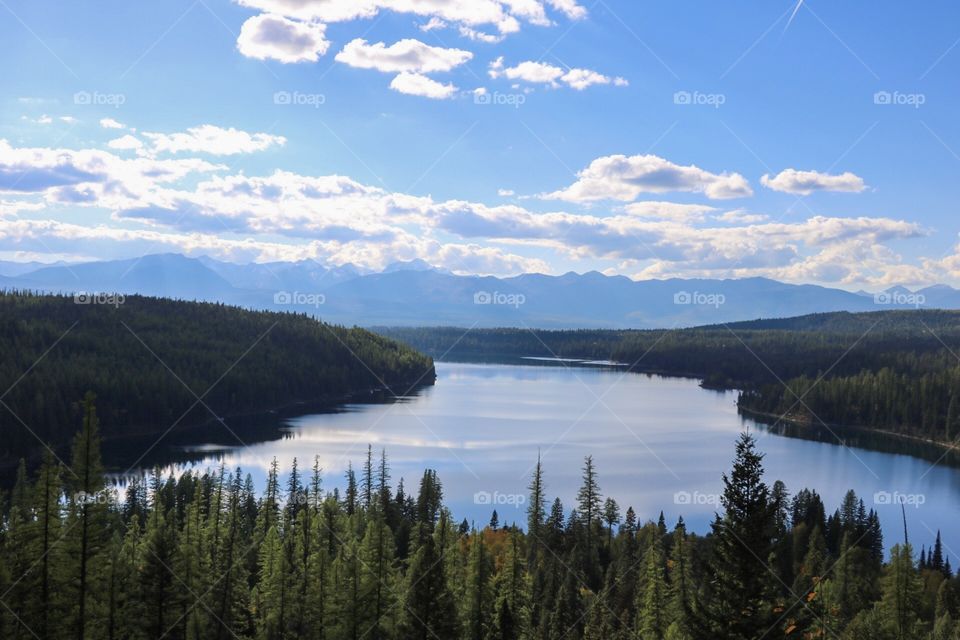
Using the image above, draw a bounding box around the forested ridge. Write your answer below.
[380,311,960,446]
[1,401,958,639]
[0,292,435,466]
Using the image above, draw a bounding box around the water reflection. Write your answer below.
[110,361,960,557]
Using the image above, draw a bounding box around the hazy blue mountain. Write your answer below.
[3,253,959,328]
[11,253,237,301]
[0,260,73,277]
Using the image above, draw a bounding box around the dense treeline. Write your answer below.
[0,292,435,465]
[380,311,960,445]
[2,399,958,639]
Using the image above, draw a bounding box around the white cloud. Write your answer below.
[491,60,562,83]
[498,189,515,197]
[107,135,144,152]
[459,26,503,43]
[141,125,286,156]
[237,13,329,63]
[761,168,867,195]
[0,133,943,287]
[0,200,44,217]
[100,118,126,129]
[716,209,769,224]
[389,72,458,99]
[546,0,587,19]
[335,38,472,73]
[489,59,625,90]
[233,0,582,34]
[543,154,754,202]
[420,17,447,31]
[622,202,718,223]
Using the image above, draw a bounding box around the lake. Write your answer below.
[116,361,960,557]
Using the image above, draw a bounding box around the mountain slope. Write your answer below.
[4,253,959,328]
[0,292,435,467]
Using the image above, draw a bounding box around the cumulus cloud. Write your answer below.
[0,134,939,286]
[141,125,286,156]
[237,13,329,63]
[233,0,584,34]
[622,202,718,223]
[761,168,867,195]
[336,38,472,73]
[389,72,458,99]
[489,58,626,90]
[100,118,126,129]
[0,200,44,217]
[107,135,144,152]
[543,154,754,202]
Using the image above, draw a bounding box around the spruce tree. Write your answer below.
[705,432,778,640]
[399,534,461,640]
[637,540,668,640]
[63,394,110,640]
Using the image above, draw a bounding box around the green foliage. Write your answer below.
[1,403,957,639]
[0,291,435,464]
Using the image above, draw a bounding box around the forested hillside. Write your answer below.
[0,292,435,466]
[381,311,960,446]
[1,404,956,639]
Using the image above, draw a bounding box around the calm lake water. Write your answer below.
[119,361,960,558]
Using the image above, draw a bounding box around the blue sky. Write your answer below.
[2,0,960,289]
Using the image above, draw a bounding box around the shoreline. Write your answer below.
[0,372,436,475]
[738,406,960,457]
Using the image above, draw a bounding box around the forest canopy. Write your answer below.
[0,292,435,466]
[0,406,955,640]
[380,310,960,446]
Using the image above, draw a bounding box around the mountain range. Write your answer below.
[0,253,954,329]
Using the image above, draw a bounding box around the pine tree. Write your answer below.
[399,534,461,640]
[344,463,358,516]
[137,497,180,639]
[358,515,398,639]
[576,456,602,589]
[603,498,620,549]
[491,529,528,640]
[254,525,285,640]
[666,517,694,639]
[63,394,111,640]
[526,453,547,565]
[637,539,668,640]
[878,543,926,639]
[177,479,211,640]
[361,445,375,511]
[932,531,945,573]
[463,532,495,640]
[4,459,35,640]
[547,567,584,639]
[705,432,778,640]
